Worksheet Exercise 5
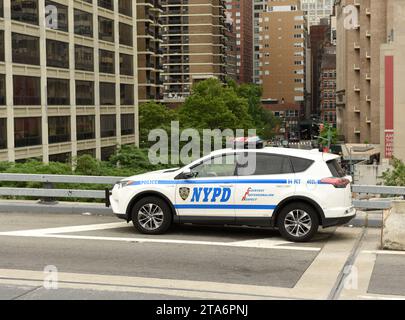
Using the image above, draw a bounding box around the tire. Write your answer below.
[131,196,172,235]
[277,202,319,242]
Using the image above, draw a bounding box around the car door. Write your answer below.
[174,153,237,219]
[234,152,296,221]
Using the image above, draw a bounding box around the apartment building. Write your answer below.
[319,47,336,128]
[259,0,306,139]
[253,0,267,84]
[161,0,227,104]
[0,0,138,163]
[225,0,253,83]
[137,0,164,103]
[300,0,334,29]
[335,0,387,144]
[224,15,237,81]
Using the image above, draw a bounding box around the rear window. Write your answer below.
[290,157,314,173]
[327,159,346,177]
[237,153,293,176]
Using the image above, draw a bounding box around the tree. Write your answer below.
[178,78,253,131]
[382,158,405,186]
[139,101,177,147]
[318,123,338,147]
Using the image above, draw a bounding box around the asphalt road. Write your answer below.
[0,212,403,300]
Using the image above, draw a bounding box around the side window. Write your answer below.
[190,154,237,178]
[290,157,314,173]
[238,153,293,176]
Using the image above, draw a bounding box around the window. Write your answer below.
[13,76,41,105]
[14,117,42,148]
[121,114,134,135]
[190,154,237,178]
[119,22,133,46]
[47,39,69,69]
[75,45,94,71]
[48,116,70,144]
[0,74,5,105]
[99,16,114,42]
[77,148,96,157]
[100,114,116,138]
[100,82,115,105]
[76,81,94,105]
[11,0,39,25]
[0,118,6,149]
[76,115,95,140]
[99,0,114,11]
[49,152,71,163]
[99,49,115,74]
[238,153,293,176]
[120,84,134,105]
[327,159,346,178]
[45,1,68,32]
[119,0,132,17]
[74,9,93,37]
[12,33,40,65]
[101,146,116,161]
[0,31,4,61]
[47,78,70,105]
[120,53,133,76]
[290,157,314,173]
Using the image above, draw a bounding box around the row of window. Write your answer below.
[46,146,118,163]
[0,75,134,106]
[4,1,133,26]
[0,32,134,76]
[0,115,135,149]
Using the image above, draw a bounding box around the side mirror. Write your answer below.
[182,168,194,179]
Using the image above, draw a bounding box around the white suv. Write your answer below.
[107,148,355,242]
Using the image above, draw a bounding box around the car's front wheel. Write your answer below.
[277,202,319,242]
[132,196,172,234]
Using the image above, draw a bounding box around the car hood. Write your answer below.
[124,168,181,182]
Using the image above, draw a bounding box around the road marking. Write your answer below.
[362,250,405,256]
[0,222,321,251]
[358,295,405,300]
[0,222,129,236]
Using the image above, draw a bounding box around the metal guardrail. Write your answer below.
[0,173,404,209]
[0,173,123,200]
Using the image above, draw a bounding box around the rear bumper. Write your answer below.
[322,208,356,228]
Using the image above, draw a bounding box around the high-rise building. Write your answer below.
[253,0,267,84]
[319,46,336,128]
[161,0,227,104]
[225,0,253,83]
[224,15,237,81]
[137,0,164,103]
[301,0,334,29]
[0,0,138,163]
[335,0,388,144]
[379,0,405,161]
[259,0,306,139]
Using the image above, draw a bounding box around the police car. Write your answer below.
[107,148,355,242]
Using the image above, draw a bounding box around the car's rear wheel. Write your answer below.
[132,196,172,234]
[277,202,319,242]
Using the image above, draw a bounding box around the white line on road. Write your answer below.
[362,250,405,256]
[0,222,320,251]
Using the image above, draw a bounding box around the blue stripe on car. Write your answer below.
[174,204,277,210]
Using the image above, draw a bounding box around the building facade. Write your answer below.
[301,0,334,29]
[379,0,405,161]
[137,0,164,103]
[225,0,253,83]
[0,0,139,163]
[259,0,306,139]
[224,15,237,81]
[161,0,227,104]
[319,47,336,128]
[253,0,266,84]
[335,0,387,144]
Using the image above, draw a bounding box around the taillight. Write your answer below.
[320,177,350,188]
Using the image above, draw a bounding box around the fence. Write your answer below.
[0,173,404,210]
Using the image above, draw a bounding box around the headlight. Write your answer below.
[116,180,133,188]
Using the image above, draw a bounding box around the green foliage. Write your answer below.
[139,101,177,147]
[319,123,339,146]
[382,158,405,186]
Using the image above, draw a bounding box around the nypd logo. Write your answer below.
[190,187,231,203]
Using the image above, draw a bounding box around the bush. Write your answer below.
[382,158,405,186]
